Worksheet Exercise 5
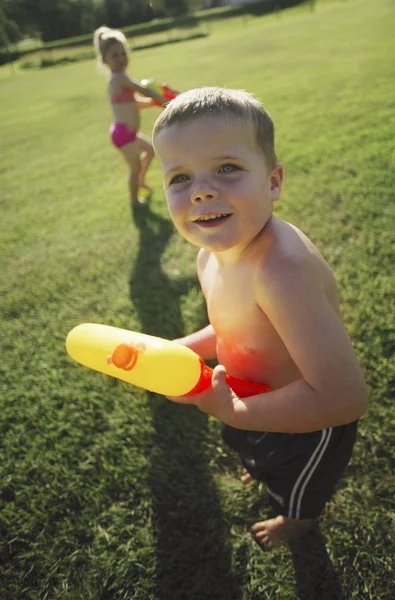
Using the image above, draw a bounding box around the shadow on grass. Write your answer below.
[129,203,243,599]
[290,525,345,600]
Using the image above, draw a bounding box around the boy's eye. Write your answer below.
[219,164,240,173]
[170,174,189,184]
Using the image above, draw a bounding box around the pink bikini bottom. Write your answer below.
[110,122,137,148]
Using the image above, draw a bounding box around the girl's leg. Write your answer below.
[119,141,142,208]
[137,133,154,191]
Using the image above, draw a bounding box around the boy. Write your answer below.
[152,87,367,549]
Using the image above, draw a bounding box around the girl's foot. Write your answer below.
[135,186,152,205]
[251,516,315,549]
[131,197,149,207]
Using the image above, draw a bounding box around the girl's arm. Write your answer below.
[136,96,155,109]
[120,73,167,106]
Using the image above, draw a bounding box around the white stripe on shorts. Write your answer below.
[288,428,333,520]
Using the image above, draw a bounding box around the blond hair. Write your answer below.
[93,26,128,64]
[153,87,277,169]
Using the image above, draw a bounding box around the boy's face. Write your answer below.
[104,41,128,72]
[154,116,283,256]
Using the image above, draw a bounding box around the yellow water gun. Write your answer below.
[66,323,270,398]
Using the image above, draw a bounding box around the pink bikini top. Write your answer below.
[111,89,135,105]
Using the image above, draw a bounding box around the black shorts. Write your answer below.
[221,421,358,520]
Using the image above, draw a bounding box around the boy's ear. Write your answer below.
[270,162,284,202]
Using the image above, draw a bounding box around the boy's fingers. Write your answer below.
[211,364,228,389]
[166,364,230,406]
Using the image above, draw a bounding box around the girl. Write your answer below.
[93,26,167,208]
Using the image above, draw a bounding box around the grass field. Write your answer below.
[1,0,394,598]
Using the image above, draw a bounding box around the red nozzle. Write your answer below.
[107,343,139,371]
[184,359,213,396]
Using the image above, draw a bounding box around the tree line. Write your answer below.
[0,0,308,51]
[0,0,192,46]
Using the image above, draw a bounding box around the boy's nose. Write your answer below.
[191,181,219,204]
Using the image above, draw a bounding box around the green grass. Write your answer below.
[1,0,394,598]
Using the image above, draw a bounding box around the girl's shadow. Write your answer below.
[129,204,242,599]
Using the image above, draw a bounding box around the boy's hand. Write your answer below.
[166,364,239,422]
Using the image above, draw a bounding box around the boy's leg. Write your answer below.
[228,422,358,549]
[251,516,315,549]
[241,470,315,548]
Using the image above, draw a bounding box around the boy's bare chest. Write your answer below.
[204,270,268,340]
[202,270,295,384]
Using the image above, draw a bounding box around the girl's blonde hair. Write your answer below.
[93,26,128,64]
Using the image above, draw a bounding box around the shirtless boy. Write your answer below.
[152,87,368,548]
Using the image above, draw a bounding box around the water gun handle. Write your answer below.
[225,372,271,398]
[184,360,270,398]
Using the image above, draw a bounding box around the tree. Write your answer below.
[0,0,105,43]
[103,0,153,28]
[0,0,37,36]
[0,8,22,47]
[0,7,22,68]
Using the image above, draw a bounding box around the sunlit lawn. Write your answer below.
[1,0,394,598]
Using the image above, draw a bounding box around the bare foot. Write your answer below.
[251,516,315,549]
[131,197,149,208]
[240,467,253,485]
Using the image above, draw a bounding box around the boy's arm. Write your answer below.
[173,324,217,360]
[194,255,367,433]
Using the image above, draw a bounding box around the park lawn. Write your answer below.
[1,0,394,598]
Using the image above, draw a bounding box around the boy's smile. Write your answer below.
[155,116,282,260]
[192,213,232,227]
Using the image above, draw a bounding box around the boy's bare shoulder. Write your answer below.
[255,218,336,296]
[262,219,317,269]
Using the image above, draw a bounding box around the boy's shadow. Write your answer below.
[129,204,242,599]
[290,524,346,600]
[129,203,199,337]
